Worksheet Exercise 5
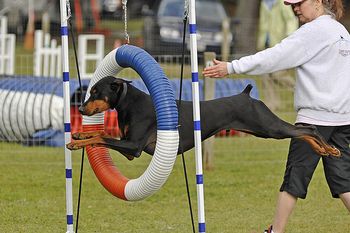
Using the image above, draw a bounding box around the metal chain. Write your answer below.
[183,0,189,19]
[122,0,130,44]
[66,0,72,21]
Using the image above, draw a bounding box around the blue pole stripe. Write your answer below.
[196,174,203,184]
[66,169,72,179]
[64,123,71,132]
[199,223,206,232]
[67,215,73,225]
[61,26,68,36]
[189,24,196,34]
[192,72,199,82]
[194,121,201,131]
[63,72,69,82]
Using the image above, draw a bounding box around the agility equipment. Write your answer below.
[187,0,206,231]
[82,45,179,201]
[34,30,62,78]
[59,1,74,232]
[0,16,15,75]
[0,76,64,142]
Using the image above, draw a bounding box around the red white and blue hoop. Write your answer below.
[83,45,179,201]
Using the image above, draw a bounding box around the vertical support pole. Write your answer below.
[43,33,51,77]
[0,16,7,74]
[34,30,42,76]
[8,34,15,75]
[203,52,216,171]
[78,34,105,79]
[221,18,230,62]
[59,1,74,232]
[188,0,206,232]
[50,39,58,77]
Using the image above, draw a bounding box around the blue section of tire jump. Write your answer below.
[116,45,178,131]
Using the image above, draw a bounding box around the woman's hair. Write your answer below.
[322,0,344,20]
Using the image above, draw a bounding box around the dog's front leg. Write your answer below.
[71,131,106,140]
[67,135,143,159]
[66,136,105,150]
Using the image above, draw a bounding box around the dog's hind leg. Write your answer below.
[294,125,340,157]
[225,96,340,157]
[264,123,341,157]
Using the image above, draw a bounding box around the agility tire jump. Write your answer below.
[83,45,179,201]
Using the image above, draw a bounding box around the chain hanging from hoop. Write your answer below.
[183,0,189,19]
[122,0,130,44]
[66,0,72,21]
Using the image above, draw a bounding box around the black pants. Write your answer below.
[280,124,350,198]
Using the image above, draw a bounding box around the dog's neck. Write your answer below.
[114,82,128,110]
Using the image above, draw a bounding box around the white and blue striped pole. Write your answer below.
[59,1,74,232]
[188,0,206,232]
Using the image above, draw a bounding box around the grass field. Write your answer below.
[0,137,349,233]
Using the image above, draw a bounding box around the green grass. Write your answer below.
[0,138,349,233]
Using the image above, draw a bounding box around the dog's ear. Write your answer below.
[110,78,132,91]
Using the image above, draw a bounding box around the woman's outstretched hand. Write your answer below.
[202,59,229,78]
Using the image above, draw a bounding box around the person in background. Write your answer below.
[257,0,298,111]
[203,0,350,232]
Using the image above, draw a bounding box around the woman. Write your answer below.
[203,0,350,232]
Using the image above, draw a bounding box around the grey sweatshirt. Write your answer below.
[227,15,350,126]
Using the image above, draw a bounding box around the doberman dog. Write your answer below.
[66,76,340,160]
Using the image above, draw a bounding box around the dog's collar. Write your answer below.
[115,82,128,109]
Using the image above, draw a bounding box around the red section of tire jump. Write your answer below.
[82,124,129,200]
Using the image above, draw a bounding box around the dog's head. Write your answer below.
[79,76,131,116]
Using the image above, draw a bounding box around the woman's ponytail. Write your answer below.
[323,0,344,20]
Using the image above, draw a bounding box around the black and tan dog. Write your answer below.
[66,76,340,160]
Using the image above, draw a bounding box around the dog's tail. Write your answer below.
[242,84,253,95]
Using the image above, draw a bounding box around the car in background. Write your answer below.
[102,0,122,19]
[143,0,233,55]
[102,0,155,19]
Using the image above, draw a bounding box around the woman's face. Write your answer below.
[291,0,324,24]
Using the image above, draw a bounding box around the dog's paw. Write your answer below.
[72,133,85,140]
[72,131,104,140]
[66,142,82,150]
[327,146,341,157]
[315,148,329,157]
[315,145,341,158]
